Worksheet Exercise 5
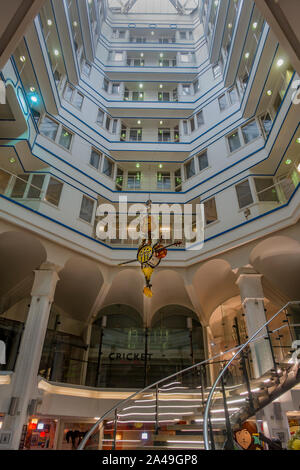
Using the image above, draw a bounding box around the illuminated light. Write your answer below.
[139,83,143,89]
[54,49,60,56]
[285,159,292,165]
[298,163,300,173]
[158,163,163,168]
[118,411,193,417]
[9,158,16,164]
[263,379,271,383]
[94,417,100,420]
[167,440,204,444]
[277,58,284,67]
[31,419,38,424]
[160,53,164,58]
[266,89,272,96]
[37,423,44,430]
[141,433,148,440]
[228,23,232,29]
[47,19,53,26]
[162,381,181,388]
[151,31,155,36]
[136,163,140,168]
[253,22,258,29]
[214,0,218,6]
[296,138,300,144]
[140,53,144,57]
[240,387,260,395]
[73,21,78,27]
[137,120,141,125]
[211,408,239,413]
[20,56,26,63]
[159,84,163,89]
[30,95,38,103]
[30,87,36,92]
[244,52,250,59]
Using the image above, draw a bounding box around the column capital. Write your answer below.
[235,266,261,280]
[31,265,60,301]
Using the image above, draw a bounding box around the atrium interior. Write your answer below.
[0,0,300,451]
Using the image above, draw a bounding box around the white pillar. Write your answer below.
[2,263,59,449]
[236,268,274,378]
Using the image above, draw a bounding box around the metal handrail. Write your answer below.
[203,301,300,450]
[77,310,296,451]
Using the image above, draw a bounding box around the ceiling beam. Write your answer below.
[168,0,185,15]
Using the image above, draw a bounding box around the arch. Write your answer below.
[0,230,47,297]
[151,304,199,329]
[250,236,300,300]
[54,257,104,322]
[192,259,239,323]
[101,268,144,316]
[150,269,194,318]
[95,304,143,328]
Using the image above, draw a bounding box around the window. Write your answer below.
[119,30,125,39]
[132,91,144,101]
[112,119,118,134]
[97,109,105,126]
[218,94,227,111]
[114,52,123,61]
[180,53,189,63]
[213,64,222,79]
[254,177,279,202]
[27,175,45,199]
[103,79,109,92]
[90,149,102,170]
[59,128,73,150]
[196,111,204,127]
[193,79,200,94]
[79,196,95,223]
[235,180,253,209]
[229,87,239,105]
[182,84,191,95]
[74,92,84,110]
[227,131,241,152]
[189,118,195,133]
[158,92,170,102]
[185,159,195,179]
[157,172,171,190]
[105,116,111,131]
[180,32,187,40]
[241,120,260,144]
[45,177,63,206]
[204,198,217,224]
[129,128,142,141]
[198,151,208,171]
[102,156,114,178]
[11,175,29,198]
[128,171,141,189]
[259,112,272,137]
[116,167,124,190]
[183,120,188,135]
[40,116,59,141]
[158,128,171,142]
[82,61,91,76]
[112,83,120,94]
[64,84,74,102]
[174,169,182,191]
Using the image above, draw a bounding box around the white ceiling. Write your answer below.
[107,0,199,15]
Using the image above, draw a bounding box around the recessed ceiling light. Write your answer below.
[9,158,16,164]
[30,86,36,92]
[160,53,164,58]
[296,138,300,144]
[151,31,155,36]
[159,84,163,88]
[252,22,258,29]
[20,56,26,62]
[160,120,163,125]
[266,90,272,96]
[140,53,144,57]
[139,83,143,88]
[228,23,232,29]
[73,21,78,27]
[297,163,300,173]
[47,19,53,26]
[137,120,141,125]
[159,164,163,169]
[245,52,250,59]
[136,163,140,168]
[54,49,60,56]
[277,58,284,67]
[285,159,292,165]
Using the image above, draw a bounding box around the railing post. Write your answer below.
[144,327,148,388]
[221,375,235,450]
[95,327,104,387]
[233,317,254,413]
[112,409,118,450]
[155,384,159,435]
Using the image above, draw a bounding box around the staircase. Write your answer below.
[78,302,300,451]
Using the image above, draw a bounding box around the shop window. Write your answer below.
[133,91,144,101]
[254,177,279,202]
[241,120,260,144]
[198,151,208,171]
[79,195,95,223]
[45,177,63,206]
[180,31,187,40]
[40,116,59,141]
[90,149,102,170]
[227,130,241,152]
[204,198,217,224]
[59,128,73,150]
[235,180,253,209]
[185,159,195,179]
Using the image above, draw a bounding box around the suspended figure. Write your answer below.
[119,201,182,297]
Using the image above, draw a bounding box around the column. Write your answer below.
[2,263,59,449]
[236,267,274,378]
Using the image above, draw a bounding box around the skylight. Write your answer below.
[107,0,199,16]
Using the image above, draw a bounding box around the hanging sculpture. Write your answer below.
[119,200,182,297]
